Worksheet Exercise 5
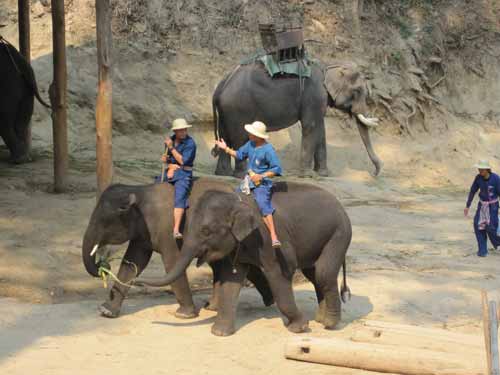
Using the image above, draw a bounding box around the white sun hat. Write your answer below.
[244,121,269,139]
[171,118,192,131]
[474,159,492,169]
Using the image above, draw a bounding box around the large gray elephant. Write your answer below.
[212,60,381,177]
[82,178,274,319]
[135,182,352,336]
[0,36,50,163]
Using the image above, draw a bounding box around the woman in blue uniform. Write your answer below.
[215,121,282,248]
[464,159,500,257]
[161,118,197,239]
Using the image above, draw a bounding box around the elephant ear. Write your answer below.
[231,203,259,242]
[324,63,359,102]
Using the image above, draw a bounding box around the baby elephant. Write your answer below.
[136,182,352,336]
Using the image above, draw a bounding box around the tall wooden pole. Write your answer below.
[49,0,68,192]
[18,0,32,154]
[95,0,113,197]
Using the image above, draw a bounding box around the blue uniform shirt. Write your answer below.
[466,173,500,207]
[236,141,282,187]
[167,135,196,182]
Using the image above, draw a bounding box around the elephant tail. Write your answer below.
[210,89,221,157]
[340,259,351,303]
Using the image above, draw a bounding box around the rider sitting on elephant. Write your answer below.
[215,121,282,248]
[160,118,197,240]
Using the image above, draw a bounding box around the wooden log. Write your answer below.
[351,328,483,357]
[95,0,113,197]
[285,337,483,375]
[483,290,492,375]
[490,301,499,375]
[18,0,31,154]
[363,320,483,348]
[50,0,68,192]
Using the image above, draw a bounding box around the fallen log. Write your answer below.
[363,320,483,348]
[351,328,483,358]
[285,337,483,375]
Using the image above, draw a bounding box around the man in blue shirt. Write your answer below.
[464,159,500,257]
[215,121,283,248]
[160,118,197,240]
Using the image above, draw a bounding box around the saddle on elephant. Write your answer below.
[240,23,314,79]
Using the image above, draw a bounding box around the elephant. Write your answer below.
[211,60,382,178]
[135,181,352,336]
[0,36,50,163]
[82,177,274,319]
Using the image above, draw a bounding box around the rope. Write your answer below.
[231,242,241,274]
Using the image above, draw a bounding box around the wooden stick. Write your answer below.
[50,0,68,192]
[18,0,31,154]
[95,0,113,197]
[285,336,482,375]
[490,301,499,375]
[160,163,166,182]
[483,290,492,375]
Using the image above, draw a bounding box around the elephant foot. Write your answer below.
[203,298,219,312]
[314,301,326,324]
[9,153,31,164]
[99,302,121,318]
[233,170,246,179]
[211,321,236,337]
[322,312,340,330]
[262,294,275,307]
[214,166,234,176]
[315,168,330,177]
[286,316,309,333]
[174,305,198,319]
[298,169,314,178]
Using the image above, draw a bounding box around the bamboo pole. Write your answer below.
[49,0,68,192]
[483,290,493,375]
[490,301,499,375]
[18,0,31,155]
[95,0,113,197]
[285,336,482,375]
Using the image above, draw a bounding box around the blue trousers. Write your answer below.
[474,202,500,256]
[155,174,192,209]
[252,185,275,216]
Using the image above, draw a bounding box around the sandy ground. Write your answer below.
[1,120,499,374]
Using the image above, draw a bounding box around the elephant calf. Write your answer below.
[136,182,352,336]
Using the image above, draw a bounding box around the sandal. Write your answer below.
[173,232,183,240]
[272,240,282,249]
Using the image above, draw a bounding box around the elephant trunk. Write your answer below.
[134,242,197,287]
[355,117,383,176]
[82,224,100,277]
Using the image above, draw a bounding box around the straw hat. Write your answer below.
[474,159,492,170]
[244,121,269,139]
[170,118,192,131]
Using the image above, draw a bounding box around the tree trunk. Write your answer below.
[285,337,483,375]
[50,0,68,192]
[18,0,31,155]
[95,0,113,198]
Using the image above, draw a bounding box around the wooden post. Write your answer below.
[49,0,68,192]
[483,290,493,375]
[95,0,113,196]
[18,0,32,154]
[490,301,500,375]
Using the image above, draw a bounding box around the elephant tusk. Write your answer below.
[90,244,99,257]
[357,114,379,128]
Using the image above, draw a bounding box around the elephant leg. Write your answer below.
[301,267,325,323]
[0,113,24,163]
[264,264,308,333]
[215,151,233,176]
[314,235,349,329]
[312,121,328,176]
[161,246,198,319]
[99,240,153,318]
[234,158,248,179]
[211,260,248,336]
[205,261,222,311]
[247,265,274,307]
[12,93,34,163]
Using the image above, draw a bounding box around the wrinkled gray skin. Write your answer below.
[136,182,352,336]
[82,178,274,319]
[0,38,50,163]
[212,61,382,177]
